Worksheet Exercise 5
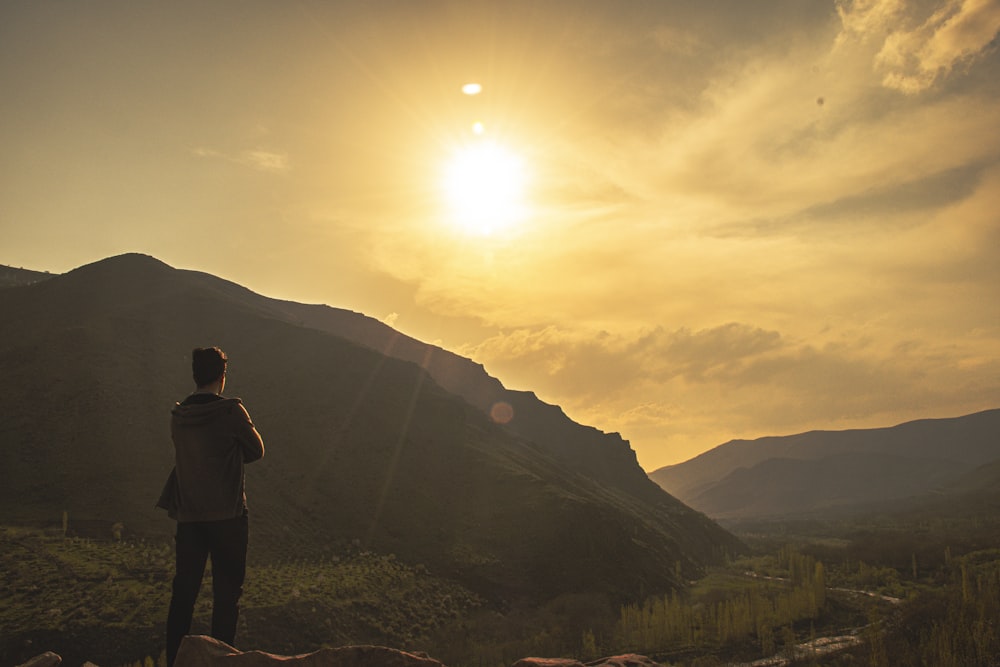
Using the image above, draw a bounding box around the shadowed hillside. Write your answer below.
[127,262,661,501]
[0,253,740,605]
[0,264,53,288]
[649,410,1000,519]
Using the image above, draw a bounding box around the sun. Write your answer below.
[441,139,529,235]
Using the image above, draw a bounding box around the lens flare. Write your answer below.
[490,402,514,424]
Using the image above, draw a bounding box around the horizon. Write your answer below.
[2,1,998,469]
[4,251,996,473]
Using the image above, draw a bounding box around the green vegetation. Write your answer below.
[875,550,1000,667]
[616,550,826,656]
[4,514,1000,667]
[0,525,482,667]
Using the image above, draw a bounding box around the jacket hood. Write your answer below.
[171,396,245,426]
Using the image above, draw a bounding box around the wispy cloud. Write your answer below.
[190,146,290,172]
[242,149,290,172]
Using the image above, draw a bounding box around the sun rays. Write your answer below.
[440,139,530,236]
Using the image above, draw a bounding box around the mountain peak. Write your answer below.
[67,252,174,277]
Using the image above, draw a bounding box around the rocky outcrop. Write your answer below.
[16,639,663,667]
[175,638,663,667]
[15,653,62,667]
[174,637,447,667]
[513,655,661,667]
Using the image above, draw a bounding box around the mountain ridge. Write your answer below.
[0,253,740,605]
[649,409,1000,519]
[12,254,655,498]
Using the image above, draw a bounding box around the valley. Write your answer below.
[2,256,997,667]
[5,506,998,667]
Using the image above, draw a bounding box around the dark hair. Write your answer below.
[192,347,227,387]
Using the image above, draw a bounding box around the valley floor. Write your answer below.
[3,513,999,667]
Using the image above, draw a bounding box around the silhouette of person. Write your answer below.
[157,346,264,666]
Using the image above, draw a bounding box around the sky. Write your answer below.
[2,0,999,470]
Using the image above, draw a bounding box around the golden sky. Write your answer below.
[2,1,999,470]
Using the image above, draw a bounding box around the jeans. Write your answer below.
[166,514,248,667]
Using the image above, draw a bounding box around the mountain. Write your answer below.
[0,264,53,288]
[216,275,657,501]
[944,458,1000,495]
[0,253,740,604]
[649,410,1000,520]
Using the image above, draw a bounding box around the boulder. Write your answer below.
[512,655,660,667]
[18,638,661,667]
[175,636,447,667]
[586,656,661,667]
[512,660,584,667]
[16,653,61,667]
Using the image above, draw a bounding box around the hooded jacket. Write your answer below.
[157,394,264,522]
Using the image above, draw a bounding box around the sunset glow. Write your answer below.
[2,1,998,470]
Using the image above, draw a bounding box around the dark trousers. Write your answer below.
[166,514,248,667]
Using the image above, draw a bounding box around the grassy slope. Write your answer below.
[0,525,482,667]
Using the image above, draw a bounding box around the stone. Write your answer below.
[586,655,661,667]
[174,636,448,667]
[512,655,661,667]
[511,659,585,667]
[16,653,61,667]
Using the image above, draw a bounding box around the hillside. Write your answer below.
[884,458,1000,522]
[148,263,660,502]
[0,264,54,288]
[0,253,740,605]
[649,410,1000,519]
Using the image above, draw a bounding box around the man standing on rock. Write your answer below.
[157,346,264,667]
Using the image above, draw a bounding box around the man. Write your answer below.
[157,346,264,667]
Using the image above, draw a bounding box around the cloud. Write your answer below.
[241,149,290,172]
[464,319,1000,467]
[464,322,792,400]
[190,146,290,172]
[588,2,1000,246]
[352,3,998,470]
[837,0,1000,93]
[836,0,908,38]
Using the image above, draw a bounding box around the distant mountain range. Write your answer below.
[649,410,1000,520]
[0,253,740,605]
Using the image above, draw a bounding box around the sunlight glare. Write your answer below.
[442,140,529,235]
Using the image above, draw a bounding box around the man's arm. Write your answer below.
[233,402,265,463]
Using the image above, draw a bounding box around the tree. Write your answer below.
[867,605,889,667]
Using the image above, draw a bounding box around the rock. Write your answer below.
[586,655,661,667]
[17,640,659,667]
[16,653,61,667]
[174,636,448,667]
[511,659,585,667]
[512,656,660,667]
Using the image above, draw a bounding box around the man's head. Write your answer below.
[192,346,227,389]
